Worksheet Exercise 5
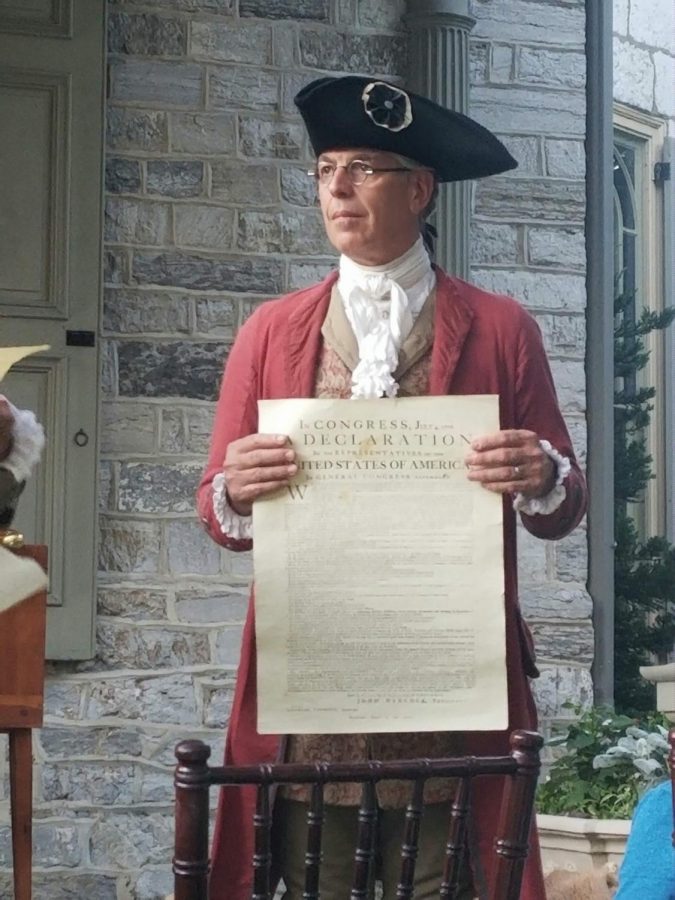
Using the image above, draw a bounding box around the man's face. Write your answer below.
[315,148,435,266]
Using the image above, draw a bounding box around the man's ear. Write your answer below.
[409,170,436,215]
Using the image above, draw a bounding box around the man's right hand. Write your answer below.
[223,433,297,516]
[0,398,14,462]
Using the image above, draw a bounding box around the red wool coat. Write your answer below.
[197,269,587,900]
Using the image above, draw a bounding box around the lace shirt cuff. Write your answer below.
[0,401,45,483]
[513,440,571,517]
[212,472,252,540]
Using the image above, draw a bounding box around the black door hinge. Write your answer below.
[654,162,671,184]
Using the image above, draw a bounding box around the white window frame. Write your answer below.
[614,104,668,538]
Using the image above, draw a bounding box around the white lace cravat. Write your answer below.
[0,398,44,483]
[338,237,435,399]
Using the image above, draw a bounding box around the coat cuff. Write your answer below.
[212,472,252,540]
[513,440,570,516]
[0,400,45,483]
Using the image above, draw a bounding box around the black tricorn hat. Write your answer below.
[294,76,517,183]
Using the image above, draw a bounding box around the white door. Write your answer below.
[0,0,104,658]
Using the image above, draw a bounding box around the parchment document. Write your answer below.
[0,546,48,614]
[0,345,49,381]
[254,396,507,735]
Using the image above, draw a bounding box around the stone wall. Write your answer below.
[467,0,592,734]
[0,1,590,897]
[614,0,675,132]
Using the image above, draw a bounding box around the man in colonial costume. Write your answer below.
[197,75,587,900]
[0,397,43,526]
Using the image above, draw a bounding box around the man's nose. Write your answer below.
[328,166,354,195]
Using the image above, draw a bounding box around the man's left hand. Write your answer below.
[464,429,556,498]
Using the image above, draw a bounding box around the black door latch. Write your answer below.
[66,330,96,347]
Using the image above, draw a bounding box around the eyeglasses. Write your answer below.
[307,159,413,186]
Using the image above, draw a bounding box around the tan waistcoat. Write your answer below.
[281,286,463,808]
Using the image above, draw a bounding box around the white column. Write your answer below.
[406,0,475,278]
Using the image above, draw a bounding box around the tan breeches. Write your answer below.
[275,798,475,900]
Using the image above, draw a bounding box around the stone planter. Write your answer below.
[536,813,630,874]
[639,662,675,721]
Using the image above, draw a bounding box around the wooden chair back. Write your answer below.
[173,729,543,900]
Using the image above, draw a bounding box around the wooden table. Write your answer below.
[0,543,47,900]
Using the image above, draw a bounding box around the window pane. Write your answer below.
[614,144,636,231]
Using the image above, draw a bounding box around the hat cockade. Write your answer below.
[362,82,413,132]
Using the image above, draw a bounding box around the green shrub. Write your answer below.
[613,297,675,711]
[537,704,670,819]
